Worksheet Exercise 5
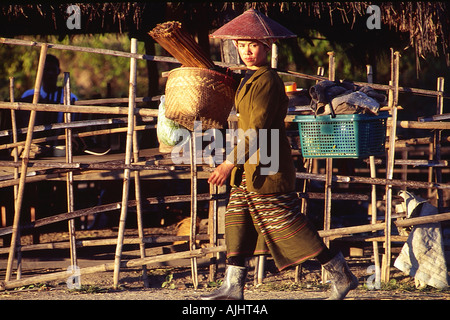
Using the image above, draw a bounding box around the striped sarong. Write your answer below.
[225,174,325,271]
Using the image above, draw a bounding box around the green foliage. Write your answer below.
[67,284,108,294]
[14,283,51,291]
[275,30,381,88]
[0,42,39,101]
[207,279,223,288]
[161,272,176,290]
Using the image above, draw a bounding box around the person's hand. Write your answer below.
[208,162,234,186]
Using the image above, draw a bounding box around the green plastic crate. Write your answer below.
[293,112,389,159]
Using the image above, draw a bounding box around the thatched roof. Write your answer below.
[1,2,449,64]
[0,2,153,36]
[252,2,449,65]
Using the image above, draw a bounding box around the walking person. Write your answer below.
[202,9,358,300]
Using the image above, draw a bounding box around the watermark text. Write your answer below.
[366,5,381,30]
[66,5,81,30]
[170,121,280,175]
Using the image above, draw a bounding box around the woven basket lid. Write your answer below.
[210,8,296,40]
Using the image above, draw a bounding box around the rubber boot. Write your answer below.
[322,252,359,300]
[200,265,247,300]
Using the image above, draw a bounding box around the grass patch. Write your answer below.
[14,283,51,291]
[68,284,108,294]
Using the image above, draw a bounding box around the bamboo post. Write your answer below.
[328,51,336,81]
[428,142,434,200]
[9,77,22,280]
[369,156,381,287]
[63,72,78,269]
[208,178,218,283]
[299,66,324,215]
[322,52,335,282]
[208,130,219,282]
[189,122,199,289]
[382,50,400,283]
[401,149,408,190]
[5,44,47,282]
[325,52,335,238]
[132,100,149,288]
[367,65,381,289]
[427,110,437,217]
[323,158,333,283]
[295,155,313,283]
[113,38,138,289]
[8,77,18,190]
[434,77,444,211]
[295,158,312,283]
[271,43,278,70]
[256,255,266,285]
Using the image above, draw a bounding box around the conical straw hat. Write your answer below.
[210,8,296,40]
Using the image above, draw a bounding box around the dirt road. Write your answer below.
[1,261,449,301]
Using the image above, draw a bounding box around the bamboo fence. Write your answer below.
[0,35,448,291]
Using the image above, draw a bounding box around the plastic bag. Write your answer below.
[157,95,184,146]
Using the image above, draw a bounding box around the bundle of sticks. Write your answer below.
[149,21,215,69]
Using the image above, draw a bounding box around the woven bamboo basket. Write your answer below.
[165,67,236,131]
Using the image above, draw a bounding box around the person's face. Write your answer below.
[236,40,269,69]
[42,61,60,91]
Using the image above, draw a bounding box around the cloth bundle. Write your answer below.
[309,80,387,116]
[394,190,449,289]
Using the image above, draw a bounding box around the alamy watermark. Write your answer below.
[66,264,81,289]
[366,5,381,30]
[365,264,381,290]
[66,4,81,30]
[170,121,280,175]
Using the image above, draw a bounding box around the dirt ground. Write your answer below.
[1,256,449,301]
[1,227,449,302]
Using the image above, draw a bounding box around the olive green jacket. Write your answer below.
[228,65,296,194]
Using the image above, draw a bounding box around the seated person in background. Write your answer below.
[18,54,109,157]
[21,54,78,107]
